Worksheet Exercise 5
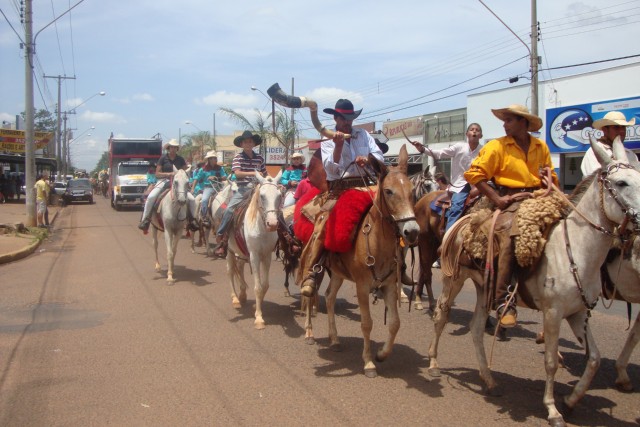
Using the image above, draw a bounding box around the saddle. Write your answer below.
[149,189,171,232]
[226,188,255,258]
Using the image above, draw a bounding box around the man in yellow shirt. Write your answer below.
[464,105,558,328]
[35,173,50,228]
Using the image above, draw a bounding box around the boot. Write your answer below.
[214,234,228,258]
[138,218,151,232]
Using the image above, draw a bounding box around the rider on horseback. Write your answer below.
[192,150,227,227]
[138,139,199,233]
[214,131,267,257]
[298,99,384,298]
[464,105,558,328]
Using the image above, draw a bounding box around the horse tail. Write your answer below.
[440,215,471,279]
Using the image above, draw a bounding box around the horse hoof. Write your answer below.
[615,380,634,393]
[483,385,503,397]
[548,416,566,427]
[560,397,574,415]
[255,321,265,330]
[284,289,291,297]
[330,343,342,352]
[166,279,175,286]
[232,300,242,309]
[364,368,378,378]
[400,295,409,304]
[414,301,424,311]
[427,367,441,378]
[535,332,545,344]
[305,337,316,345]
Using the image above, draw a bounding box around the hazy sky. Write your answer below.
[2,0,639,170]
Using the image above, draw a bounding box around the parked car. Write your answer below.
[52,181,67,196]
[62,178,93,204]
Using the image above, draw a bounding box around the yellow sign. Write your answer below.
[0,129,52,153]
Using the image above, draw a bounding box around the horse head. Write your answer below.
[410,165,437,202]
[171,166,189,206]
[253,170,283,232]
[369,144,420,245]
[591,135,640,231]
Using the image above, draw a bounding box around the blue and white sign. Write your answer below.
[546,96,640,153]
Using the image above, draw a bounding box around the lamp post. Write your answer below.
[67,126,94,170]
[477,0,539,116]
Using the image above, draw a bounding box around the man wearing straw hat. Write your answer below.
[464,104,558,329]
[580,111,639,176]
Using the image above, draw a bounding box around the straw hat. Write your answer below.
[204,150,218,160]
[592,111,636,130]
[166,138,180,148]
[290,152,305,161]
[491,104,543,132]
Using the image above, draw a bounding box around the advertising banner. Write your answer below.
[546,96,640,153]
[0,129,53,153]
[265,145,310,165]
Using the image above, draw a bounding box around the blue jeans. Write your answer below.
[216,185,251,236]
[445,183,470,232]
[200,187,215,217]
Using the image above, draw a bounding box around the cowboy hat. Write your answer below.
[323,99,362,121]
[290,152,305,160]
[204,150,218,160]
[592,111,636,130]
[491,104,543,132]
[166,138,180,147]
[233,130,262,147]
[376,142,389,154]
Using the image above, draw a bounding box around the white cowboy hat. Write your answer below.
[166,138,180,147]
[592,111,636,130]
[290,152,305,160]
[491,104,543,132]
[204,150,218,160]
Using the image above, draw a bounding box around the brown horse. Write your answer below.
[305,145,419,377]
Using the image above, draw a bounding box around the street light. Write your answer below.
[185,120,205,160]
[62,92,105,178]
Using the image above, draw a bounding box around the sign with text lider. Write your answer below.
[265,146,310,165]
[0,129,52,153]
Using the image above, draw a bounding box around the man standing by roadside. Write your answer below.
[35,172,50,228]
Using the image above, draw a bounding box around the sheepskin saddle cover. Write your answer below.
[325,189,374,253]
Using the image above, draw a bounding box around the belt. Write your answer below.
[497,185,540,196]
[328,177,375,192]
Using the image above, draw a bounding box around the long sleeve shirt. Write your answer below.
[580,140,640,176]
[321,128,384,181]
[464,135,558,188]
[426,141,481,193]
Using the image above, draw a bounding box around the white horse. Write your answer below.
[428,137,640,427]
[225,170,282,329]
[150,167,191,284]
[192,180,238,255]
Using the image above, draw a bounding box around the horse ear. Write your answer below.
[274,169,283,183]
[173,165,179,174]
[611,135,629,163]
[368,153,388,176]
[255,170,265,184]
[397,145,408,174]
[423,165,430,177]
[590,134,612,167]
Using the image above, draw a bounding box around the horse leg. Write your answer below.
[428,273,465,377]
[614,311,640,392]
[356,284,376,378]
[470,283,498,394]
[165,230,177,284]
[252,253,271,330]
[562,311,600,414]
[376,282,400,364]
[326,275,343,351]
[152,228,161,273]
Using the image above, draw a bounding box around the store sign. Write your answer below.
[546,96,640,153]
[383,118,424,138]
[0,129,52,153]
[265,146,309,165]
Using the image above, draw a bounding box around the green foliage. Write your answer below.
[92,151,109,175]
[20,109,56,132]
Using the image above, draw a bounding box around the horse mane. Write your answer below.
[569,171,597,204]
[245,183,262,225]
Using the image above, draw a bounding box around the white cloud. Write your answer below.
[80,110,126,124]
[199,91,258,108]
[132,93,155,102]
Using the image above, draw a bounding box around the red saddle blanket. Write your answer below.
[293,188,374,253]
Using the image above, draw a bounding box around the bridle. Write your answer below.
[255,181,281,226]
[170,172,189,205]
[597,163,640,235]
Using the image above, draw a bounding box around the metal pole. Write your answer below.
[530,0,539,117]
[24,0,36,226]
[212,112,216,150]
[44,75,75,179]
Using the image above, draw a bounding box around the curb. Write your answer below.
[0,208,60,265]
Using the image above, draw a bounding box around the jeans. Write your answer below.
[445,183,470,232]
[200,187,215,217]
[216,185,251,236]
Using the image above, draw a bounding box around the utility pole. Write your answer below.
[44,74,75,179]
[290,77,295,166]
[530,0,540,117]
[24,0,36,226]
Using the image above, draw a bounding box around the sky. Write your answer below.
[1,0,639,171]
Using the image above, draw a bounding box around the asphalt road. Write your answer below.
[0,196,639,426]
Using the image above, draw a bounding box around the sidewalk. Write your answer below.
[0,196,61,265]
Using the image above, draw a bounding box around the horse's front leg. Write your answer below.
[356,283,376,378]
[541,308,567,426]
[326,275,343,350]
[376,281,400,363]
[428,274,465,377]
[152,228,161,273]
[165,228,178,284]
[615,311,640,392]
[251,251,270,330]
[563,311,600,413]
[228,255,247,308]
[470,282,497,394]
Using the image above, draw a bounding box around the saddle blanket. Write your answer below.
[293,188,374,253]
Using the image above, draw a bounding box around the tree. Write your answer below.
[21,109,56,132]
[92,151,109,175]
[182,131,214,164]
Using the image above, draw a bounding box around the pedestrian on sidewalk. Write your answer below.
[35,173,50,228]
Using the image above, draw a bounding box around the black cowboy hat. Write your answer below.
[233,130,263,148]
[376,142,389,154]
[323,99,362,121]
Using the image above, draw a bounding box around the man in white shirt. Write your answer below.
[580,111,639,176]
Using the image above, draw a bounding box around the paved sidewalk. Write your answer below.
[0,197,61,265]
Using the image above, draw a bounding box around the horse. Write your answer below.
[191,180,238,255]
[224,170,283,329]
[409,166,437,203]
[427,137,640,426]
[303,145,420,377]
[150,167,191,284]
